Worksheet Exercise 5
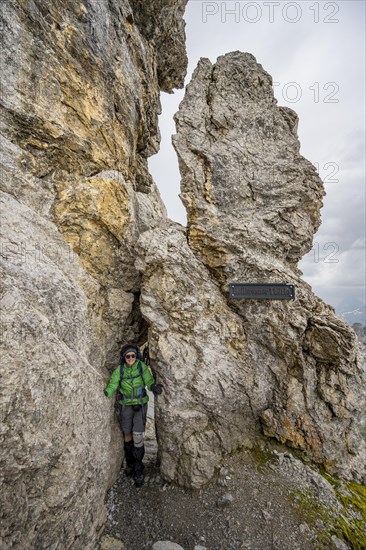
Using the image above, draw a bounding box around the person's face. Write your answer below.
[125,352,136,366]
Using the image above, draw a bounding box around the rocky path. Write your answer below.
[99,405,361,550]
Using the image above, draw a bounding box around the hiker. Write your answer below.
[104,344,163,487]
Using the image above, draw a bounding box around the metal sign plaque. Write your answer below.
[228,283,295,300]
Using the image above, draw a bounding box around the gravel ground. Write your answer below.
[103,452,313,550]
[100,404,361,550]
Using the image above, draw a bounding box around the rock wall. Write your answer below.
[136,221,255,488]
[0,1,187,548]
[1,0,364,544]
[137,52,365,488]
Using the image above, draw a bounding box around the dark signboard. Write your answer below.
[228,283,295,300]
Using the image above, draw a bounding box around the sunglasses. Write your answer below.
[125,354,136,359]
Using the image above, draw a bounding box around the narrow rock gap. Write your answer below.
[123,290,149,345]
[119,291,159,467]
[104,294,161,543]
[128,291,159,468]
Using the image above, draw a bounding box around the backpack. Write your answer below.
[115,343,150,406]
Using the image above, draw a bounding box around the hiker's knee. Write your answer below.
[133,432,144,447]
[124,432,133,442]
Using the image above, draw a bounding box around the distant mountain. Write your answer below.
[338,305,366,326]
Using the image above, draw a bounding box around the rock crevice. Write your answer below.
[0,1,187,548]
[1,4,365,549]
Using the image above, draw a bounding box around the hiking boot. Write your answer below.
[132,444,145,487]
[134,473,144,487]
[124,441,134,476]
[125,465,134,477]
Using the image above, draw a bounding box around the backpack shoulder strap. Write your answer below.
[119,363,124,381]
[137,361,143,377]
[142,346,150,365]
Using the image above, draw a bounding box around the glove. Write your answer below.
[151,383,163,396]
[104,389,108,397]
[132,404,141,412]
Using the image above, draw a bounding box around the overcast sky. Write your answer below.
[149,0,365,313]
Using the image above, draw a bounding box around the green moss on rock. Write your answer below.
[290,474,366,550]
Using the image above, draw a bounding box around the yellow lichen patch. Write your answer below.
[188,227,228,269]
[59,74,118,166]
[204,174,213,204]
[42,121,65,139]
[55,176,129,240]
[25,138,49,149]
[60,24,77,48]
[225,319,246,359]
[226,340,244,360]
[209,212,218,226]
[72,220,120,283]
[60,67,108,128]
[54,175,130,283]
[126,17,134,32]
[18,57,132,174]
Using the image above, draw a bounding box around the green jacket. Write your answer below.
[104,360,155,406]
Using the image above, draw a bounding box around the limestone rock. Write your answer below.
[137,51,365,487]
[152,542,185,550]
[173,52,323,272]
[172,52,365,482]
[0,189,120,548]
[0,1,187,548]
[137,221,258,487]
[100,535,126,550]
[2,1,365,547]
[130,0,188,91]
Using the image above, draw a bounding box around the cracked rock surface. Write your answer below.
[0,1,187,548]
[1,2,365,548]
[148,51,365,486]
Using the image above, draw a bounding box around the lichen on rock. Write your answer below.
[0,0,187,548]
[139,51,365,487]
[1,1,365,548]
